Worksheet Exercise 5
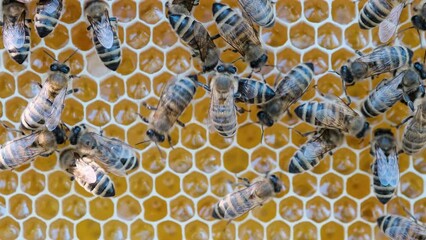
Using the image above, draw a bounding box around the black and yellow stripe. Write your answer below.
[35,0,63,38]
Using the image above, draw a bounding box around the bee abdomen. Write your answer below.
[359,0,393,29]
[289,148,319,173]
[9,27,30,64]
[35,0,62,38]
[371,167,396,204]
[121,155,139,171]
[239,0,274,27]
[280,63,315,97]
[377,215,426,239]
[212,115,237,137]
[238,79,275,104]
[212,192,254,219]
[361,90,400,118]
[83,171,115,197]
[402,126,426,154]
[168,14,196,44]
[94,35,121,71]
[294,102,325,126]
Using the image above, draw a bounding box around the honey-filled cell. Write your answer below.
[117,195,142,221]
[76,219,101,240]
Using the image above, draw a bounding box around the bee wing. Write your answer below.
[45,87,67,131]
[219,16,260,56]
[74,157,97,184]
[41,0,62,14]
[3,11,26,50]
[172,0,198,12]
[193,23,216,62]
[5,132,48,162]
[379,3,404,43]
[376,148,399,187]
[383,222,426,240]
[89,133,127,177]
[315,104,350,131]
[87,10,114,49]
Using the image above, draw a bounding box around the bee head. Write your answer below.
[70,125,84,145]
[250,54,268,69]
[257,111,274,127]
[340,65,354,85]
[355,121,370,139]
[351,62,368,79]
[216,64,236,74]
[412,15,426,31]
[268,174,282,193]
[50,63,70,74]
[52,125,68,144]
[202,63,217,73]
[146,129,165,143]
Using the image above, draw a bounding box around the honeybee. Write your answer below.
[370,128,399,204]
[138,75,198,147]
[205,64,275,137]
[294,94,370,138]
[401,98,426,155]
[60,148,115,197]
[84,0,121,71]
[361,66,425,118]
[339,46,413,102]
[20,51,77,132]
[359,0,408,43]
[212,2,268,69]
[412,1,426,31]
[2,0,30,64]
[377,215,426,239]
[257,63,315,127]
[238,0,275,28]
[0,124,67,170]
[69,124,139,177]
[168,14,220,72]
[288,129,344,174]
[212,173,282,220]
[166,0,199,15]
[34,0,63,38]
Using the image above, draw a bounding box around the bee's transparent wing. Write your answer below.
[45,87,67,131]
[42,0,62,14]
[90,133,127,176]
[384,220,426,240]
[315,107,348,131]
[3,12,26,50]
[88,10,114,49]
[379,3,404,43]
[376,148,399,187]
[74,157,97,184]
[6,132,45,163]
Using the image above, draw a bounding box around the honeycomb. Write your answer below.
[0,0,425,239]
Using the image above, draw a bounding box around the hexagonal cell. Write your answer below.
[151,72,174,97]
[166,47,192,74]
[210,171,234,197]
[62,98,84,126]
[139,47,164,74]
[130,219,155,240]
[2,51,25,73]
[129,171,153,199]
[72,75,97,102]
[321,221,344,240]
[212,221,235,240]
[276,0,301,23]
[76,219,101,240]
[303,48,329,75]
[348,221,372,240]
[112,0,136,22]
[29,48,54,73]
[400,172,424,199]
[223,147,249,173]
[398,22,421,49]
[168,148,192,173]
[263,123,290,149]
[289,22,315,49]
[100,76,125,102]
[209,131,234,150]
[316,73,344,97]
[294,222,317,239]
[5,97,27,122]
[184,221,209,239]
[21,169,45,196]
[112,99,137,125]
[236,123,262,149]
[49,218,74,239]
[347,173,370,199]
[197,195,217,221]
[9,194,32,219]
[279,196,303,222]
[306,196,331,223]
[155,171,181,198]
[261,21,288,47]
[23,217,46,240]
[170,196,195,222]
[117,195,142,221]
[183,171,208,198]
[86,100,112,126]
[103,220,128,240]
[89,198,114,221]
[266,221,291,239]
[0,217,20,239]
[141,147,166,173]
[44,24,69,50]
[126,73,150,101]
[333,148,357,175]
[116,48,137,75]
[238,220,264,239]
[139,0,163,24]
[334,196,358,223]
[143,196,167,221]
[195,147,220,173]
[320,173,344,199]
[385,197,410,216]
[62,0,81,23]
[332,0,356,24]
[0,72,15,98]
[252,200,276,223]
[276,48,302,75]
[48,171,72,197]
[181,123,207,150]
[361,197,384,223]
[317,23,342,50]
[157,221,182,240]
[304,0,329,22]
[153,21,177,47]
[71,22,93,51]
[345,23,369,50]
[62,195,86,221]
[35,194,59,220]
[250,147,277,174]
[126,22,150,49]
[17,71,40,99]
[0,171,18,195]
[293,172,317,197]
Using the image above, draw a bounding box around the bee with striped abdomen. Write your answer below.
[370,128,399,204]
[238,0,275,28]
[294,94,370,138]
[69,124,138,176]
[289,129,344,174]
[412,1,426,31]
[212,173,282,220]
[168,13,220,72]
[34,0,63,38]
[401,99,426,155]
[257,63,315,127]
[212,2,268,69]
[377,215,426,240]
[20,51,77,132]
[138,75,198,147]
[85,0,121,71]
[0,124,67,170]
[60,148,115,197]
[1,0,30,64]
[361,66,425,118]
[166,0,199,15]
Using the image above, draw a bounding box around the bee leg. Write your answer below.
[142,102,158,111]
[176,120,185,128]
[167,135,174,149]
[286,109,293,118]
[397,149,403,155]
[196,82,211,92]
[402,93,415,111]
[0,122,25,135]
[69,75,80,79]
[355,50,364,56]
[109,17,117,23]
[137,113,150,124]
[70,176,75,181]
[293,129,316,138]
[235,105,250,114]
[66,89,79,95]
[394,115,413,128]
[237,176,251,187]
[224,48,238,53]
[402,206,419,224]
[211,34,221,40]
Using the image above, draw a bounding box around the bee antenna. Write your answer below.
[63,49,79,64]
[260,124,264,144]
[136,140,151,146]
[43,50,57,62]
[231,57,243,64]
[154,142,164,158]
